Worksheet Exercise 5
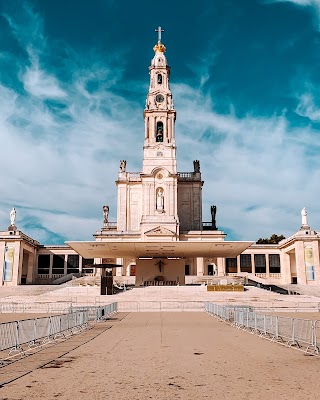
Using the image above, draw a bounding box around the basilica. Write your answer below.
[1,31,319,287]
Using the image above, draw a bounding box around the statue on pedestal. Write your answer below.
[10,207,16,226]
[301,207,308,226]
[211,205,217,230]
[156,188,164,210]
[103,205,109,224]
[193,160,200,173]
[119,160,127,172]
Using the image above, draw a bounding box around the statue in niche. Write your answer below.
[156,188,164,210]
[301,207,308,226]
[157,74,162,84]
[193,160,200,173]
[119,160,127,172]
[10,207,16,226]
[211,205,217,230]
[103,205,109,224]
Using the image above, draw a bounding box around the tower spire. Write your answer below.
[155,26,164,43]
[143,28,176,175]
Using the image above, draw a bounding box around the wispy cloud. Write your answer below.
[0,4,141,243]
[172,70,320,239]
[296,93,320,121]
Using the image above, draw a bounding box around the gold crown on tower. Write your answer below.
[153,42,166,53]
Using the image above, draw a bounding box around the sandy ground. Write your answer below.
[0,312,320,400]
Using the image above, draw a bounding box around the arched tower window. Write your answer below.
[156,122,163,142]
[157,74,162,84]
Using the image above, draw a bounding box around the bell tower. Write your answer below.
[139,27,180,237]
[143,26,177,175]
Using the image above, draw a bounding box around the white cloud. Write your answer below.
[172,81,320,240]
[23,58,67,99]
[296,93,320,121]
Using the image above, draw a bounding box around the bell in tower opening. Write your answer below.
[156,121,164,142]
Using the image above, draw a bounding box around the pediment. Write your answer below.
[145,226,176,236]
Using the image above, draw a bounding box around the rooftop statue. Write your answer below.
[103,205,109,224]
[10,207,16,226]
[301,207,308,226]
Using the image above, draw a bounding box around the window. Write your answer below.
[52,255,65,275]
[269,254,281,274]
[226,258,237,274]
[38,254,50,274]
[156,121,163,142]
[67,255,79,274]
[254,254,266,273]
[82,258,94,274]
[240,254,252,273]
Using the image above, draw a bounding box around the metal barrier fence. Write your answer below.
[1,300,320,313]
[70,303,118,320]
[205,302,320,354]
[0,302,73,314]
[117,301,205,312]
[0,303,118,362]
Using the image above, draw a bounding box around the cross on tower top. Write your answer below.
[155,26,164,43]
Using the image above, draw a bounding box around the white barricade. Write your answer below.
[205,302,320,354]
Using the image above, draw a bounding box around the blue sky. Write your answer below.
[0,0,320,243]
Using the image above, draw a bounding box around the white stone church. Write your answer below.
[1,32,319,288]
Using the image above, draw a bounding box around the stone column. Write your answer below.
[145,117,148,139]
[312,241,320,283]
[217,257,225,276]
[265,254,270,278]
[64,254,68,276]
[126,262,131,277]
[237,255,241,274]
[167,116,171,140]
[116,257,122,276]
[196,257,204,276]
[251,254,255,275]
[171,116,175,139]
[11,241,22,286]
[295,241,307,285]
[0,241,5,285]
[79,256,83,274]
[49,254,53,278]
[26,252,35,284]
[280,251,291,285]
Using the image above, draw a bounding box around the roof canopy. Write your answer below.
[66,240,253,259]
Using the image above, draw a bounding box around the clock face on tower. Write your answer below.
[156,94,164,103]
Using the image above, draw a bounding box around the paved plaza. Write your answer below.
[1,312,320,400]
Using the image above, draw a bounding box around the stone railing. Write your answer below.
[269,273,281,279]
[255,273,267,279]
[37,274,50,279]
[103,222,117,230]
[202,222,217,230]
[118,172,141,182]
[178,172,201,181]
